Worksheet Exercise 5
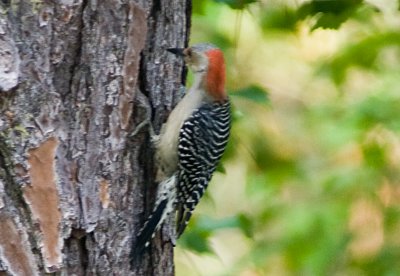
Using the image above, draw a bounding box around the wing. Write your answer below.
[176,100,231,237]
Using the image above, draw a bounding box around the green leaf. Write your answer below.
[214,0,257,10]
[298,0,363,15]
[362,142,386,169]
[231,85,269,105]
[313,12,349,29]
[237,213,254,237]
[179,229,212,253]
[260,5,298,31]
[215,162,226,174]
[298,0,364,30]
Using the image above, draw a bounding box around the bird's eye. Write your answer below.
[186,48,192,57]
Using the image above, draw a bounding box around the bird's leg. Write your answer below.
[130,88,158,145]
[132,85,185,142]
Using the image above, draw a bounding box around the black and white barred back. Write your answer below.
[176,99,231,236]
[131,100,230,262]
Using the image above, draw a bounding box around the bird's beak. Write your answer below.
[167,48,185,57]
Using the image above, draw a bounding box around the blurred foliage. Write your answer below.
[231,85,270,106]
[215,0,258,10]
[320,31,400,84]
[176,0,400,275]
[297,0,364,29]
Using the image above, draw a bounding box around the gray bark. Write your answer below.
[0,0,191,275]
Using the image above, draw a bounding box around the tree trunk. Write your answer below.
[0,0,190,275]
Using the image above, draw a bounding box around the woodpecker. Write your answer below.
[132,43,231,260]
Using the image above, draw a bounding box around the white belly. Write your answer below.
[156,88,205,176]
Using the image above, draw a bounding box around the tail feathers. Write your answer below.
[176,207,193,238]
[131,198,168,261]
[130,175,177,265]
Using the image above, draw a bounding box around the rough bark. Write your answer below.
[0,0,190,275]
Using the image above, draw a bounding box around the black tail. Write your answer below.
[130,175,177,267]
[130,198,168,264]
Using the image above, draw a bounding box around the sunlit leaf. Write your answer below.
[192,0,207,15]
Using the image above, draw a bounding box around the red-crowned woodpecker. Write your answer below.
[132,43,231,259]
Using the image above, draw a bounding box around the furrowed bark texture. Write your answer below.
[0,0,191,275]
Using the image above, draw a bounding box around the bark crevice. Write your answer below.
[63,0,87,102]
[0,0,191,274]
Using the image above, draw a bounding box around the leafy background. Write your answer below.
[175,0,400,275]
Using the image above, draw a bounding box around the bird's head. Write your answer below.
[168,43,226,102]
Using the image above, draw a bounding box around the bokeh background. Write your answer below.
[175,1,400,275]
